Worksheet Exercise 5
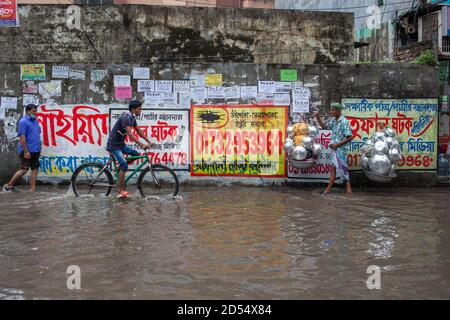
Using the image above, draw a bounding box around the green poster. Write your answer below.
[280,69,297,82]
[342,98,438,171]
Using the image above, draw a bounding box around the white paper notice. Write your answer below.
[178,93,191,109]
[207,86,225,99]
[137,80,155,92]
[133,67,150,79]
[144,92,161,105]
[23,94,39,106]
[292,82,304,90]
[190,74,206,88]
[161,93,177,105]
[258,81,275,94]
[274,94,291,106]
[69,69,86,80]
[114,75,131,87]
[274,82,292,93]
[240,86,257,99]
[190,87,207,101]
[293,88,310,99]
[52,66,69,79]
[256,93,274,105]
[91,70,108,82]
[39,80,62,98]
[225,86,241,100]
[154,80,173,93]
[1,97,18,109]
[173,80,190,93]
[293,98,310,113]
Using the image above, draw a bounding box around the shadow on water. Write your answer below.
[0,185,449,299]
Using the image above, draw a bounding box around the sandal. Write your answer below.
[116,190,131,198]
[2,184,15,192]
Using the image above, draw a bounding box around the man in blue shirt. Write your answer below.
[3,104,42,192]
[314,102,354,195]
[107,100,152,198]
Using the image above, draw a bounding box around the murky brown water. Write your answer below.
[0,185,449,299]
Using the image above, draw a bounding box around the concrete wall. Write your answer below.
[275,0,410,62]
[0,62,439,186]
[1,5,353,65]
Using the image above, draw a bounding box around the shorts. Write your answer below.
[19,152,41,170]
[109,146,140,171]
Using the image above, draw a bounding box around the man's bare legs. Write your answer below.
[4,168,38,192]
[345,180,353,194]
[117,170,126,193]
[5,169,28,190]
[324,167,352,194]
[324,166,336,194]
[29,169,38,192]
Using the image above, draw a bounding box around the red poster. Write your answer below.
[0,0,18,27]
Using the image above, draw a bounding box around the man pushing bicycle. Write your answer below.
[107,100,152,198]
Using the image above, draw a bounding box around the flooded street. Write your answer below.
[0,185,449,300]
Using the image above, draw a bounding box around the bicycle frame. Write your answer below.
[109,152,161,188]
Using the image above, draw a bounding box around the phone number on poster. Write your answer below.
[147,152,187,166]
[195,130,284,156]
[347,154,434,168]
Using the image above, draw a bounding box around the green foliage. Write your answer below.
[412,50,438,65]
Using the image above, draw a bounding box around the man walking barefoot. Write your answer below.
[3,104,42,193]
[314,102,354,194]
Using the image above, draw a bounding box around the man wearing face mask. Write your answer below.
[3,104,42,193]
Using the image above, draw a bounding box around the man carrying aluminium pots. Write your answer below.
[313,102,354,194]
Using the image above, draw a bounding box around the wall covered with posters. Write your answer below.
[36,105,190,177]
[0,62,439,185]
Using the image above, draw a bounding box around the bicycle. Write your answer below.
[70,152,179,198]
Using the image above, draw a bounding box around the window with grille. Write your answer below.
[443,36,450,53]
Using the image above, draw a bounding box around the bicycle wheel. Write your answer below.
[137,164,179,197]
[71,162,114,197]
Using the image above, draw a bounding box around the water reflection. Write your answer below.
[0,186,449,299]
[367,215,398,259]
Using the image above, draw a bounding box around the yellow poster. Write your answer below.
[191,105,288,176]
[342,98,438,170]
[20,64,46,81]
[205,74,222,87]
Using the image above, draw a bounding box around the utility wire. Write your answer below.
[12,2,414,63]
[57,0,412,46]
[56,0,103,61]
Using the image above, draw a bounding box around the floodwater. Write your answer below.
[0,184,450,300]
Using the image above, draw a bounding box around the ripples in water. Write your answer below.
[0,185,450,299]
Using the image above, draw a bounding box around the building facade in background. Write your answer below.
[275,0,412,62]
[17,0,274,8]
